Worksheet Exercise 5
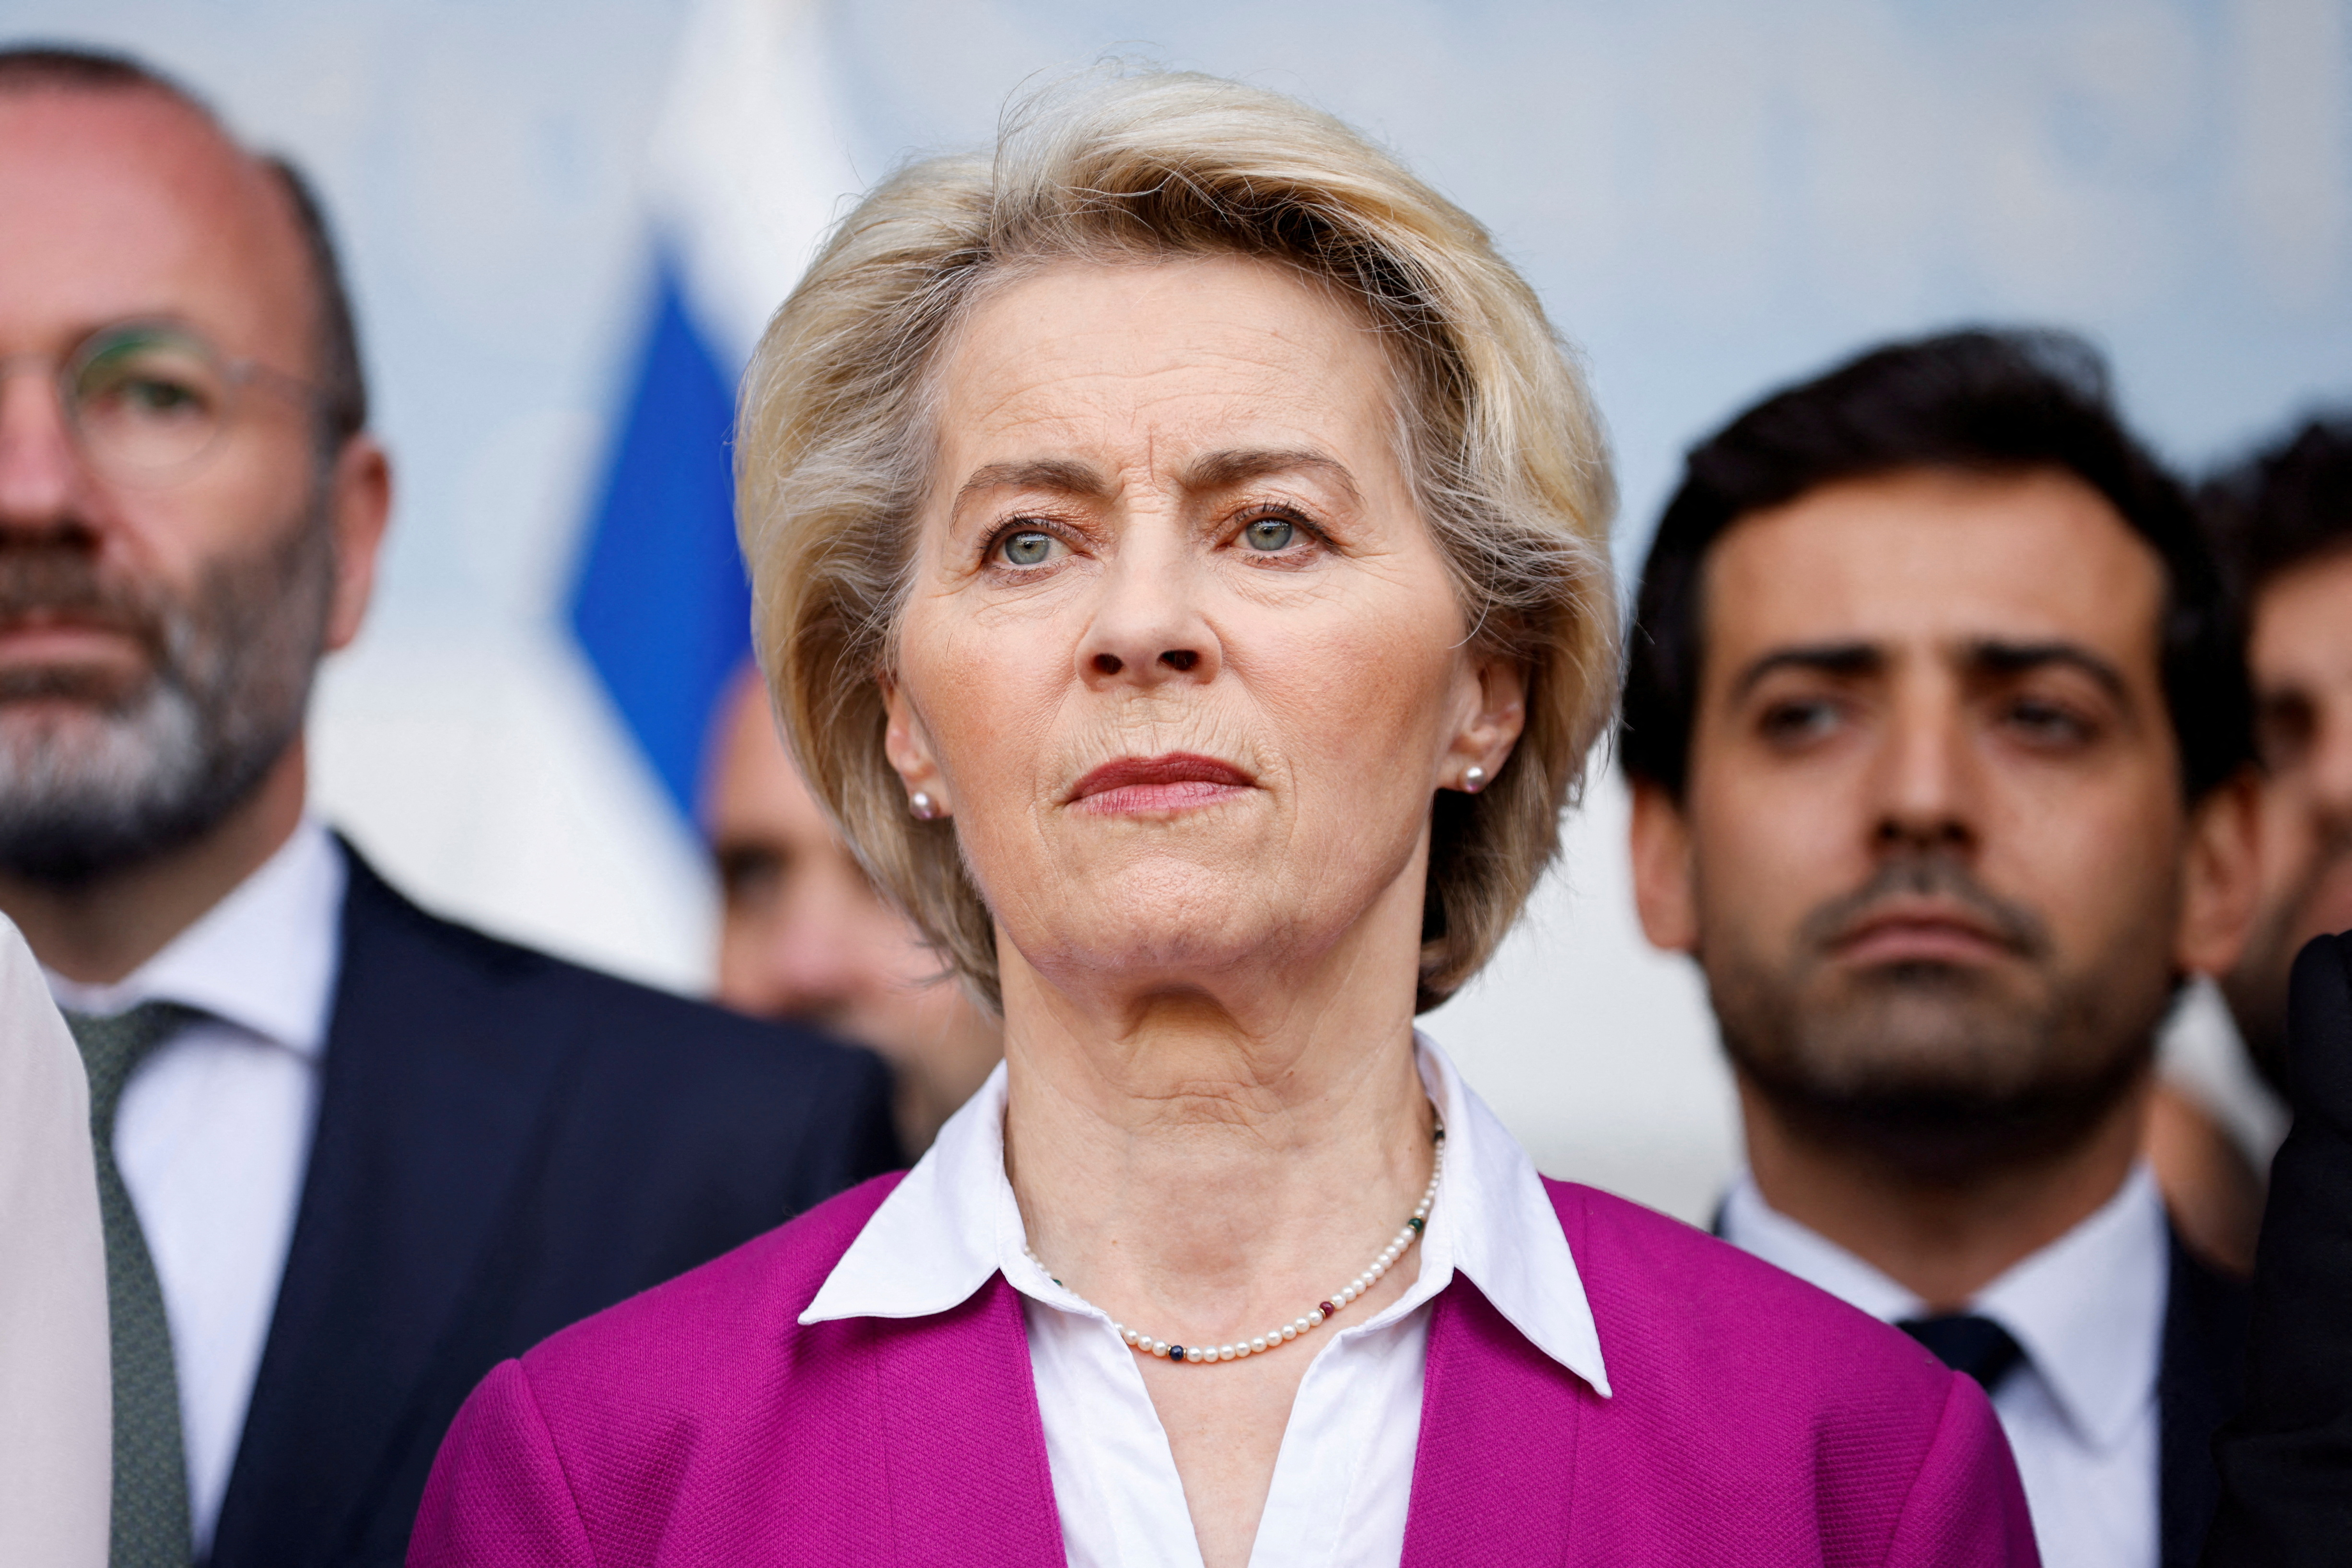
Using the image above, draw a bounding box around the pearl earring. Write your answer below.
[1463,766,1486,795]
[910,791,940,820]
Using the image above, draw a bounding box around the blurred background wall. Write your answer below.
[6,0,2342,1219]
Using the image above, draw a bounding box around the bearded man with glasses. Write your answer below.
[0,47,899,1568]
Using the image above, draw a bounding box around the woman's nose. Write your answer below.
[1075,548,1221,687]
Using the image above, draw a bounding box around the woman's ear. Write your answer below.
[880,673,949,812]
[1628,777,1700,954]
[1442,655,1527,792]
[2175,767,2261,978]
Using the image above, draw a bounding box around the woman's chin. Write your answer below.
[1002,893,1307,998]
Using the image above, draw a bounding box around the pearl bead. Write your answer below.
[1045,1141,1442,1369]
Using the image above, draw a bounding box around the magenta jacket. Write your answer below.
[410,1173,2036,1566]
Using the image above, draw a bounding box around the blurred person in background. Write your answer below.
[413,70,2034,1568]
[2203,935,2352,1564]
[704,662,1000,1155]
[2198,415,2352,1568]
[1624,328,2259,1568]
[0,45,896,1568]
[2203,418,2352,1103]
[2127,414,2352,1291]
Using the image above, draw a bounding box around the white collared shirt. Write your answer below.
[1722,1164,2168,1568]
[802,1035,1610,1568]
[0,912,109,1568]
[45,819,346,1557]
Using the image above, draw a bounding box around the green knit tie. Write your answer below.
[66,1002,199,1568]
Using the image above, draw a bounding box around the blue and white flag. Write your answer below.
[567,0,857,819]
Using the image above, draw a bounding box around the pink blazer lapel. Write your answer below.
[1401,1278,1589,1566]
[869,1274,1069,1568]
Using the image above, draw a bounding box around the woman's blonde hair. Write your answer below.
[739,68,1617,1012]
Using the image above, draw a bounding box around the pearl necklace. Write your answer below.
[1024,1120,1444,1367]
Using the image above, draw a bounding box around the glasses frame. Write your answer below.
[0,318,328,489]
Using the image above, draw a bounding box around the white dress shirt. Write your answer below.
[45,819,346,1558]
[0,912,110,1568]
[803,1035,1611,1568]
[1722,1164,2169,1568]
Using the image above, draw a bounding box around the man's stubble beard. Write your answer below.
[1702,854,2178,1186]
[0,494,337,886]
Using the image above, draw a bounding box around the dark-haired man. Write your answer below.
[0,47,897,1568]
[2194,417,2352,1568]
[1623,329,2258,1568]
[2204,418,2352,1102]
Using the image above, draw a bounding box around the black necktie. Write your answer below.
[66,1002,201,1568]
[1898,1313,2026,1394]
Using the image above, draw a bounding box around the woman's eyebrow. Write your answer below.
[953,458,1110,509]
[1180,447,1360,502]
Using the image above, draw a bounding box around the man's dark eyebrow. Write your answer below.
[952,459,1111,510]
[1730,644,1883,705]
[1964,640,2128,701]
[1180,447,1360,501]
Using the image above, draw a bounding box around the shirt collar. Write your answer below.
[802,1033,1610,1398]
[1723,1164,2167,1452]
[43,818,346,1059]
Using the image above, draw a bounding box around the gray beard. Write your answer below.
[0,502,336,886]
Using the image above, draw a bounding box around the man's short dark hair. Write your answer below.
[2202,413,2352,608]
[0,43,367,448]
[1620,327,2252,805]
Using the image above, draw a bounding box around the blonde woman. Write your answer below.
[410,72,2035,1568]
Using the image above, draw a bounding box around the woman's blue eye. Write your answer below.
[1000,530,1055,566]
[1242,517,1296,551]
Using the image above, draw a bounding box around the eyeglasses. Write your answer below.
[0,320,323,487]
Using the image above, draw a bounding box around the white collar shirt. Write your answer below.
[1722,1164,2169,1568]
[803,1034,1610,1568]
[46,818,346,1557]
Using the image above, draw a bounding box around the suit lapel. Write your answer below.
[208,844,574,1566]
[2157,1225,2252,1568]
[874,1275,1068,1567]
[1402,1276,1585,1566]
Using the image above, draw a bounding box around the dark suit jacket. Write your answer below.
[2204,930,2352,1567]
[1711,1197,2248,1566]
[2164,1224,2250,1567]
[200,841,902,1567]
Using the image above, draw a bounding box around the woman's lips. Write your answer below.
[1068,752,1257,815]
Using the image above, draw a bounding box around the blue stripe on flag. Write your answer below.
[568,250,751,820]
